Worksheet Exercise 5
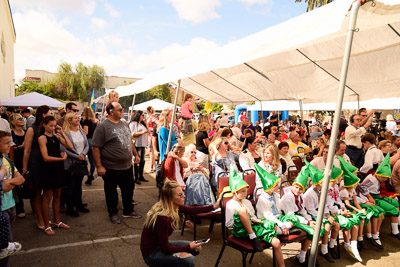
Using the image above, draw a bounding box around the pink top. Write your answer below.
[181,101,192,119]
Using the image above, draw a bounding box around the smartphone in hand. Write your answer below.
[194,238,210,245]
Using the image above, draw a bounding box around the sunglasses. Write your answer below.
[113,108,123,112]
[16,118,24,121]
[224,142,229,145]
[72,109,80,112]
[190,151,196,154]
[177,192,185,198]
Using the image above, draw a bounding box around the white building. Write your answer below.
[0,0,16,100]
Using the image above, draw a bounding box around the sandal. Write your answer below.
[50,221,70,229]
[44,227,55,236]
[36,220,45,230]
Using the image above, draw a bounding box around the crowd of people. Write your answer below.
[0,92,400,266]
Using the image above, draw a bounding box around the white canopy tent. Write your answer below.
[127,99,179,111]
[1,92,64,108]
[247,97,400,111]
[114,0,400,105]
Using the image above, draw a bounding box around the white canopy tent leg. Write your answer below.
[308,1,362,266]
[166,80,181,154]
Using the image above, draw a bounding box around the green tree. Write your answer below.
[53,62,106,102]
[212,103,224,113]
[295,0,334,11]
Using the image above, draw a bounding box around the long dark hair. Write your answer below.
[243,136,256,151]
[34,105,50,127]
[38,116,56,136]
[131,110,147,128]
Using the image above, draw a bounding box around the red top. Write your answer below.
[163,156,184,184]
[140,205,213,258]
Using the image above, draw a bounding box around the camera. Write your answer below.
[369,111,386,138]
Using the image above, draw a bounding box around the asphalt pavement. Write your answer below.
[8,158,400,267]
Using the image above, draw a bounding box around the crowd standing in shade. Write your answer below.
[1,96,400,267]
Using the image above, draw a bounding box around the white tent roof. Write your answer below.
[248,97,400,111]
[128,99,179,111]
[1,92,64,108]
[114,0,400,104]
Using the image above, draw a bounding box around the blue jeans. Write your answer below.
[144,240,198,267]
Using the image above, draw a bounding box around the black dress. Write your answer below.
[39,135,65,189]
[28,125,43,187]
[11,130,25,172]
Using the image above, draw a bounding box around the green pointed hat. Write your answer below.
[376,153,391,179]
[305,160,324,185]
[229,164,249,193]
[293,165,309,192]
[324,165,343,182]
[254,163,281,192]
[337,156,358,174]
[342,161,360,187]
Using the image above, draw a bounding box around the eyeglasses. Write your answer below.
[72,109,80,112]
[362,115,367,117]
[113,108,123,112]
[190,151,196,154]
[323,151,329,153]
[177,192,185,198]
[16,118,24,121]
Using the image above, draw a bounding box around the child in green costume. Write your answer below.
[225,165,285,267]
[359,154,400,241]
[255,163,312,265]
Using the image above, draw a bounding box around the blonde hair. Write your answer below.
[209,137,227,155]
[147,106,154,114]
[198,121,210,132]
[108,90,119,102]
[317,137,326,146]
[378,140,391,150]
[144,179,181,229]
[263,144,280,171]
[63,112,78,133]
[157,109,172,133]
[8,113,23,130]
[172,144,185,153]
[82,107,96,123]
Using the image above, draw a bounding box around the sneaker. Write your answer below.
[0,242,22,259]
[320,251,335,263]
[111,214,121,224]
[249,238,264,252]
[122,212,142,219]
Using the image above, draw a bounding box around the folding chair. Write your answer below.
[291,156,303,171]
[287,165,299,182]
[215,191,272,267]
[242,169,256,204]
[180,172,228,240]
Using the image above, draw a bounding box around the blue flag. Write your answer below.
[90,89,95,111]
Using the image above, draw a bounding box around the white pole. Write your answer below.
[166,80,181,154]
[308,1,362,266]
[130,93,137,120]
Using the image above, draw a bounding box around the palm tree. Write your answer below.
[295,0,334,11]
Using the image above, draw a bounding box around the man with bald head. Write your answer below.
[92,102,141,224]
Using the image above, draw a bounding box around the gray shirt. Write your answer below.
[92,119,133,170]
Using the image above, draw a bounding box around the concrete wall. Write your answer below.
[0,0,16,100]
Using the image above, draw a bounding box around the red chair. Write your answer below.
[287,165,299,182]
[291,156,303,171]
[242,169,256,199]
[215,191,272,267]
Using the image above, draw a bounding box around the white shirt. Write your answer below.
[280,154,295,176]
[345,125,366,149]
[386,120,398,135]
[360,174,380,195]
[304,186,328,217]
[359,145,384,174]
[70,130,85,154]
[174,159,185,186]
[239,149,261,171]
[225,198,255,228]
[280,190,311,224]
[310,156,340,171]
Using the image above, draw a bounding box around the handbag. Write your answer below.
[69,159,89,176]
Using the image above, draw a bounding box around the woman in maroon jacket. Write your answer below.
[141,180,220,266]
[163,144,188,187]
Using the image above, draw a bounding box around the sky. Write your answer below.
[9,0,308,83]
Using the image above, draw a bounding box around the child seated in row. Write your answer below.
[255,163,312,266]
[338,155,385,250]
[359,154,400,240]
[225,165,284,267]
[303,163,339,263]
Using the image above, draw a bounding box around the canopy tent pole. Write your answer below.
[260,101,263,124]
[308,1,362,266]
[130,93,137,120]
[166,80,181,154]
[299,100,303,127]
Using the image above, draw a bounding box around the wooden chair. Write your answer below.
[291,156,303,171]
